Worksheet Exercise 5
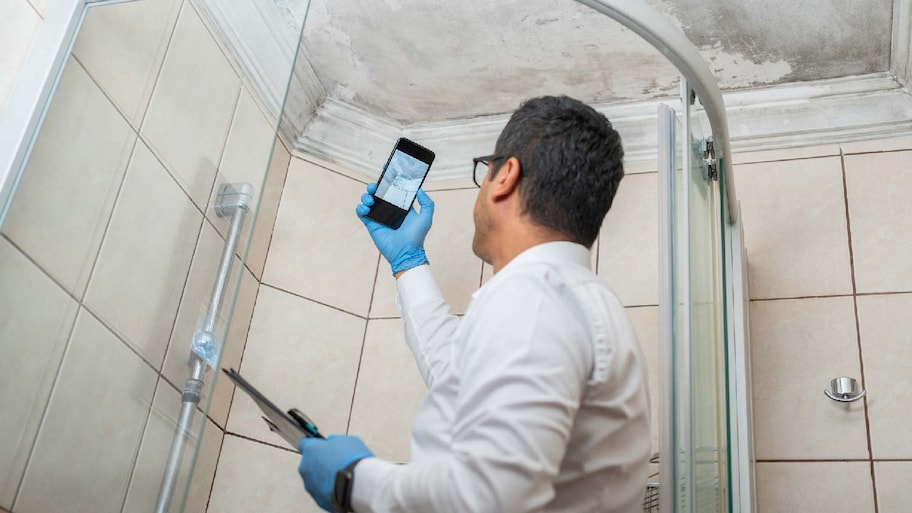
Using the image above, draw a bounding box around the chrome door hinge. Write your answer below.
[703,138,718,181]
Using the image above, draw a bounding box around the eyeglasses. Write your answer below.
[472,155,507,187]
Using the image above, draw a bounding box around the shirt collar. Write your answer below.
[474,241,592,298]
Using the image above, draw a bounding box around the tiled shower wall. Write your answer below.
[0,0,289,511]
[734,137,912,513]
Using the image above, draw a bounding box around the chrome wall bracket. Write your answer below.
[214,182,253,217]
[825,376,867,403]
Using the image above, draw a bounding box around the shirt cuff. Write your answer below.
[351,457,399,513]
[395,264,442,314]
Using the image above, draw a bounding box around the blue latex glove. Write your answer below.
[298,435,374,512]
[356,183,434,274]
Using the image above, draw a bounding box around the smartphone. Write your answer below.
[366,137,435,229]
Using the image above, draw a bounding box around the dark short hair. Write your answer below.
[493,95,624,248]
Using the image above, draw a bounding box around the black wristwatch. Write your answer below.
[332,459,363,513]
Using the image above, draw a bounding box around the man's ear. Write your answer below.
[489,157,521,202]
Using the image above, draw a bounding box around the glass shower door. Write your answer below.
[659,81,729,513]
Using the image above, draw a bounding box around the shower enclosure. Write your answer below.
[0,0,308,511]
[0,0,753,512]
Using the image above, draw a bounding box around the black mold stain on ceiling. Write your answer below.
[297,0,895,123]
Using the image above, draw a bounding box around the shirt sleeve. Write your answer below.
[396,265,461,388]
[353,273,591,513]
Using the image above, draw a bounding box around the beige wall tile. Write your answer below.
[623,158,658,175]
[162,223,258,428]
[122,380,223,513]
[0,238,78,507]
[207,88,276,250]
[349,319,426,462]
[226,286,365,445]
[841,135,912,154]
[14,309,157,513]
[0,0,41,114]
[731,144,841,165]
[370,257,399,318]
[482,262,493,285]
[208,435,319,513]
[626,306,659,455]
[73,0,182,125]
[756,462,875,513]
[423,188,483,315]
[3,58,135,297]
[856,293,912,458]
[749,297,868,459]
[735,157,853,299]
[263,159,378,316]
[875,461,912,513]
[185,418,223,513]
[141,3,240,209]
[84,140,201,369]
[844,151,912,293]
[247,138,291,280]
[599,172,658,307]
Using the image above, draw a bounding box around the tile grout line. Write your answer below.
[203,423,227,513]
[346,253,382,435]
[117,373,164,513]
[74,131,140,305]
[756,458,873,463]
[1,234,83,308]
[8,298,83,510]
[749,293,855,302]
[260,282,370,321]
[0,235,172,387]
[202,82,243,229]
[220,276,265,436]
[840,148,879,513]
[24,0,42,19]
[137,0,185,136]
[856,290,912,297]
[224,431,297,455]
[293,156,371,185]
[248,139,293,281]
[841,147,912,157]
[749,291,912,302]
[208,277,266,508]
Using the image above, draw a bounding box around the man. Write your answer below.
[298,95,650,513]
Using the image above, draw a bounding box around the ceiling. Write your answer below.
[293,0,894,124]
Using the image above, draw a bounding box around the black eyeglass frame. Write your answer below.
[472,154,508,187]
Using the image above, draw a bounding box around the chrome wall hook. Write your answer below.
[824,376,866,403]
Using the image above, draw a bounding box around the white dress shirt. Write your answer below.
[352,241,651,513]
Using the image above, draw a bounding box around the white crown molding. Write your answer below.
[192,0,911,182]
[893,0,912,89]
[294,72,912,181]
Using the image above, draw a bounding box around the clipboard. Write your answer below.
[222,368,324,452]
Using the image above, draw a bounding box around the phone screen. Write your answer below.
[367,138,434,229]
[375,149,431,209]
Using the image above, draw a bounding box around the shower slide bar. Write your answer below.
[573,0,739,224]
[154,183,254,513]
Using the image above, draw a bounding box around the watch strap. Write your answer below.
[332,459,363,513]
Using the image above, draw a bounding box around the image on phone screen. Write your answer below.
[375,150,430,209]
[366,138,435,229]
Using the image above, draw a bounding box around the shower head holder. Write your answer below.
[824,376,866,403]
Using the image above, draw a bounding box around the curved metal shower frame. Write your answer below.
[574,0,739,224]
